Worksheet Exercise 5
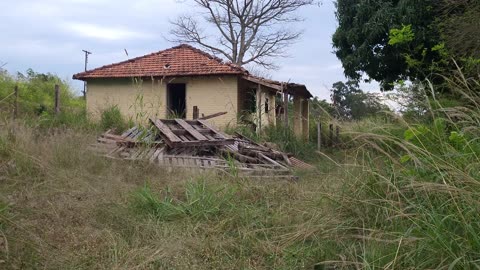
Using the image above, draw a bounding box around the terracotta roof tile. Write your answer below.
[73,44,247,80]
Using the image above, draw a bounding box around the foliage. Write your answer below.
[437,0,480,60]
[333,0,443,90]
[323,73,480,268]
[330,80,389,120]
[309,97,334,122]
[133,181,235,221]
[388,24,415,46]
[262,124,317,159]
[0,68,90,130]
[100,105,127,132]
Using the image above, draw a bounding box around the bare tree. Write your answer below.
[170,0,316,69]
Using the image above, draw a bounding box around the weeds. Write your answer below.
[100,105,128,132]
[133,180,235,221]
[319,75,480,268]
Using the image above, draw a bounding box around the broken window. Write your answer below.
[244,88,256,113]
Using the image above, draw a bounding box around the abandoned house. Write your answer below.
[73,44,312,138]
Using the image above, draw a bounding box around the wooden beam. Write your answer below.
[197,119,229,139]
[150,118,182,146]
[13,85,18,119]
[54,84,60,115]
[317,122,322,151]
[283,90,289,128]
[242,75,283,91]
[199,111,227,120]
[174,119,208,141]
[193,106,199,119]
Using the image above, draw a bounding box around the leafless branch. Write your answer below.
[170,0,317,69]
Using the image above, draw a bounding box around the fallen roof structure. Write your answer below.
[91,118,314,179]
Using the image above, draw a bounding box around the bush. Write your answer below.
[320,74,480,269]
[100,105,127,132]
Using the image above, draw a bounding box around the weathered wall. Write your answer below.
[237,78,277,131]
[86,76,239,129]
[86,78,166,123]
[184,76,238,128]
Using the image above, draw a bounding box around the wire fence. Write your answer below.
[0,84,61,120]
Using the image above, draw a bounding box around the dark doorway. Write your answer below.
[167,83,186,118]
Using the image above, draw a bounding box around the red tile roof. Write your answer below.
[73,44,247,80]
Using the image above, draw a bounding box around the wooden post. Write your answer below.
[283,90,289,128]
[293,96,302,138]
[257,84,262,133]
[54,84,60,115]
[317,122,322,151]
[336,125,340,146]
[329,123,333,147]
[13,85,18,119]
[193,106,199,119]
[301,98,309,140]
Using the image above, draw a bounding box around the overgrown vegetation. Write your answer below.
[0,68,94,130]
[100,105,128,132]
[2,71,479,268]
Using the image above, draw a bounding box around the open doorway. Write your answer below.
[167,83,186,118]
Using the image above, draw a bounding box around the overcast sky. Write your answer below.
[0,0,379,100]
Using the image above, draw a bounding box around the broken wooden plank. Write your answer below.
[258,153,288,170]
[174,119,208,141]
[150,118,182,146]
[197,119,229,139]
[198,111,227,120]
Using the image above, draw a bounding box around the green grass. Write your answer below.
[1,68,480,268]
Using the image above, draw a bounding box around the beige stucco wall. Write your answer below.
[85,76,238,129]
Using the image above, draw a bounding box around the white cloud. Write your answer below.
[63,22,154,41]
[320,64,343,71]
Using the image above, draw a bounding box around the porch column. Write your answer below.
[267,92,276,126]
[293,95,302,138]
[256,84,263,133]
[283,90,289,128]
[301,99,309,140]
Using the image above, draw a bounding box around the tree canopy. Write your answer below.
[332,0,443,90]
[331,81,388,120]
[332,0,480,91]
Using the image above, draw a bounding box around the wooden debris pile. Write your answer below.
[92,118,314,178]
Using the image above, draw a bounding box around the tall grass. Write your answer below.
[319,73,480,268]
[133,180,236,221]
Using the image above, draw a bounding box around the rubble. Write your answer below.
[91,118,314,178]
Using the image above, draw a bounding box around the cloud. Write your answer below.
[63,22,153,41]
[320,64,343,71]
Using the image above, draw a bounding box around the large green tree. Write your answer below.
[331,81,388,120]
[332,0,444,90]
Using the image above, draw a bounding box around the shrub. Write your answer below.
[100,105,127,132]
[320,74,480,269]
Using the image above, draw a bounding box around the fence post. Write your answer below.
[329,124,334,147]
[317,122,322,151]
[283,90,289,129]
[13,85,18,119]
[193,106,199,119]
[54,84,60,115]
[336,125,340,146]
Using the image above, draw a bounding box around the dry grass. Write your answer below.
[0,120,344,269]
